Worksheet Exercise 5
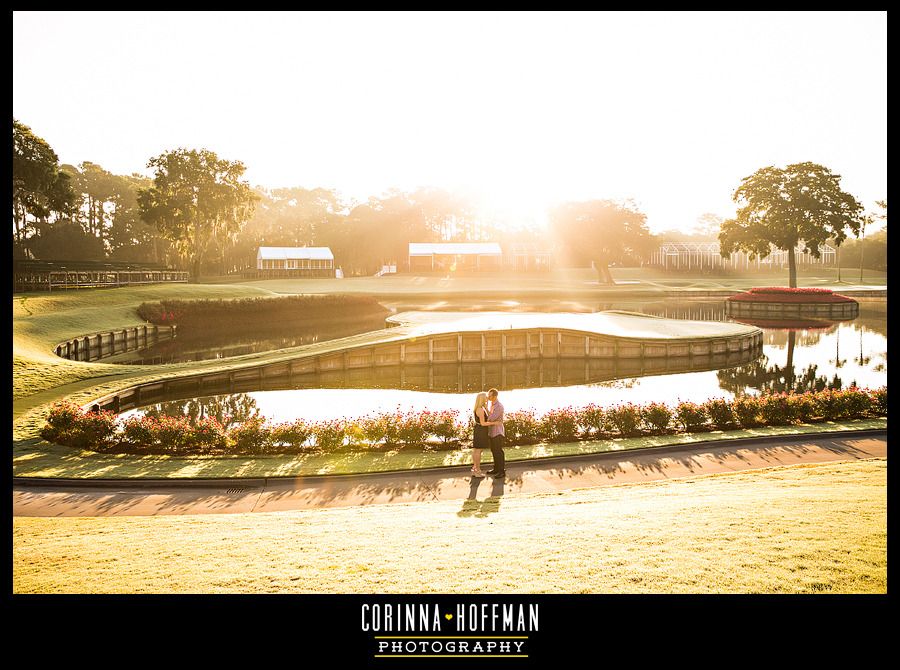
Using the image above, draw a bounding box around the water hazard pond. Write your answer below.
[119,298,887,425]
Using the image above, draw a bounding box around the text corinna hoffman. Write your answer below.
[361,602,539,632]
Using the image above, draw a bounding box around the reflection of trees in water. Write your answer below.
[853,303,888,338]
[593,378,639,389]
[596,301,728,322]
[734,315,887,396]
[830,326,848,370]
[144,394,259,428]
[761,325,836,347]
[717,330,844,395]
[718,358,843,395]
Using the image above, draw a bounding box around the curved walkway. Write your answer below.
[13,430,886,518]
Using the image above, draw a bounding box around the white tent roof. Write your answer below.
[257,246,334,260]
[408,242,502,256]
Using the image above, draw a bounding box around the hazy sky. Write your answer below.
[13,11,887,233]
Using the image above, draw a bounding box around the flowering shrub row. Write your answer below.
[497,388,886,441]
[40,387,887,456]
[748,287,835,294]
[40,405,466,456]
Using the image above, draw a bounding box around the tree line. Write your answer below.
[12,119,884,286]
[11,119,659,283]
[11,122,479,274]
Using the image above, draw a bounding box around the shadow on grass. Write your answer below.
[13,419,887,482]
[457,477,506,518]
[12,432,885,518]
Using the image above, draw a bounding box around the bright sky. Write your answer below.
[13,11,887,233]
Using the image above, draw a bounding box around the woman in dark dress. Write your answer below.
[472,392,491,477]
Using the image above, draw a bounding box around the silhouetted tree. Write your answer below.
[107,173,164,263]
[858,199,887,283]
[12,119,75,247]
[719,162,864,287]
[28,220,105,261]
[832,229,887,273]
[550,199,652,284]
[138,148,258,280]
[60,163,156,260]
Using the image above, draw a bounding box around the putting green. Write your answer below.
[387,310,760,340]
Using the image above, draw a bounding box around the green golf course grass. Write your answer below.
[12,269,886,481]
[14,283,277,400]
[227,266,887,296]
[13,458,887,593]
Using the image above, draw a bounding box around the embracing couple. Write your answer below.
[471,387,505,479]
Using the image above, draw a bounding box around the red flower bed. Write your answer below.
[749,287,834,294]
[729,287,855,303]
[39,386,888,455]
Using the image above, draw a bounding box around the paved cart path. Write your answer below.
[13,432,886,518]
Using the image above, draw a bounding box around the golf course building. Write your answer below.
[408,242,504,272]
[407,242,552,273]
[256,246,336,277]
[650,242,836,271]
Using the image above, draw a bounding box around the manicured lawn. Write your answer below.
[12,418,886,480]
[232,267,887,297]
[12,273,886,481]
[13,458,887,593]
[611,266,886,288]
[13,283,276,400]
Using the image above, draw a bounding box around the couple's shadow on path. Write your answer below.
[457,477,505,518]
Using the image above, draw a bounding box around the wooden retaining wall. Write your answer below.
[725,300,859,320]
[55,325,177,363]
[84,326,763,414]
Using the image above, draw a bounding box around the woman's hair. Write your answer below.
[473,392,488,413]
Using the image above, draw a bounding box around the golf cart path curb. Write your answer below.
[13,427,886,489]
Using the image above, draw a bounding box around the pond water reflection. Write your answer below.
[122,299,886,424]
[142,394,260,428]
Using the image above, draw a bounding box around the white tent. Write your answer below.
[257,246,334,271]
[408,242,502,257]
[408,242,502,271]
